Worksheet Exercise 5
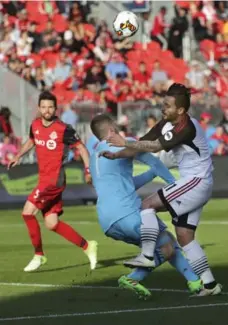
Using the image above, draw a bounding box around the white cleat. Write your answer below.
[24,255,47,272]
[84,241,98,270]
[124,254,156,268]
[194,283,223,297]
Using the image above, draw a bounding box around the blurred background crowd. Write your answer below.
[0,0,227,165]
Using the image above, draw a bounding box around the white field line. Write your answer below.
[0,220,228,228]
[0,282,227,295]
[0,302,228,321]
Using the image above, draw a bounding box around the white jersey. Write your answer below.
[140,116,213,179]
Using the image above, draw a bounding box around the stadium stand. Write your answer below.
[0,0,227,159]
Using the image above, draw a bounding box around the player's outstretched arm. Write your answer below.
[77,142,92,184]
[7,138,34,169]
[107,133,163,153]
[99,147,136,159]
[133,169,156,190]
[136,152,175,184]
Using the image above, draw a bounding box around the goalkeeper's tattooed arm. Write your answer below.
[124,139,163,153]
[107,133,163,153]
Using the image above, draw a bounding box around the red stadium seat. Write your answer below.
[42,52,59,68]
[147,41,161,52]
[53,14,68,33]
[28,53,42,67]
[200,40,216,60]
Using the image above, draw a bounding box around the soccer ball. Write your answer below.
[113,11,139,38]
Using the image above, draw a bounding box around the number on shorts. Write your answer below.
[33,189,40,200]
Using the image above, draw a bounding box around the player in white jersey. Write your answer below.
[101,83,221,295]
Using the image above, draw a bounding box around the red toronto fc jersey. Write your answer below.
[29,117,81,186]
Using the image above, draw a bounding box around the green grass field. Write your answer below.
[0,200,228,325]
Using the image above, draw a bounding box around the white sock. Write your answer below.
[182,239,215,285]
[140,208,159,258]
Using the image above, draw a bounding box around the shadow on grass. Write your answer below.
[37,255,137,273]
[0,264,227,325]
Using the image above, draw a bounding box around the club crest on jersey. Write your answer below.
[49,131,58,140]
[35,129,39,135]
[164,131,173,141]
[46,139,57,150]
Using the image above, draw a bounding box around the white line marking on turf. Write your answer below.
[1,302,228,321]
[1,220,228,228]
[0,282,227,295]
[0,282,187,292]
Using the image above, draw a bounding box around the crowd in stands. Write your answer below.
[0,0,227,160]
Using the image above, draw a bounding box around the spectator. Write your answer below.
[200,112,216,139]
[0,135,18,166]
[69,2,83,22]
[222,16,228,41]
[153,82,167,103]
[1,1,25,17]
[40,60,55,88]
[22,66,37,86]
[216,1,228,21]
[185,61,205,90]
[56,1,72,17]
[62,67,79,91]
[220,110,228,134]
[138,115,157,137]
[15,8,29,31]
[105,52,130,80]
[215,33,227,59]
[61,30,84,54]
[202,0,217,23]
[33,67,46,91]
[190,2,208,41]
[38,0,58,18]
[61,104,78,129]
[53,49,72,82]
[16,30,33,57]
[84,65,107,93]
[93,33,112,63]
[215,64,228,98]
[151,6,170,50]
[0,107,14,140]
[4,20,20,44]
[133,61,151,85]
[27,21,40,52]
[0,31,14,55]
[151,60,168,85]
[168,6,189,58]
[209,126,228,155]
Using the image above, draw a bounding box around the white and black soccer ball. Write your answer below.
[113,11,139,38]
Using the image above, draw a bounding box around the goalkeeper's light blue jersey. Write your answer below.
[89,138,175,233]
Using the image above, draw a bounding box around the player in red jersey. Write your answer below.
[8,91,97,272]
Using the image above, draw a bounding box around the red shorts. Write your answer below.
[28,184,65,217]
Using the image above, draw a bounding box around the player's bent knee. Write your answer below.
[160,242,175,260]
[175,227,195,247]
[44,214,59,230]
[159,231,176,260]
[142,193,164,211]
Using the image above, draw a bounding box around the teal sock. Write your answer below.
[169,246,199,282]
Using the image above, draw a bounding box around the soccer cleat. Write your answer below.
[24,255,47,272]
[84,240,98,270]
[118,275,151,300]
[190,282,222,297]
[123,254,156,269]
[187,279,203,294]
